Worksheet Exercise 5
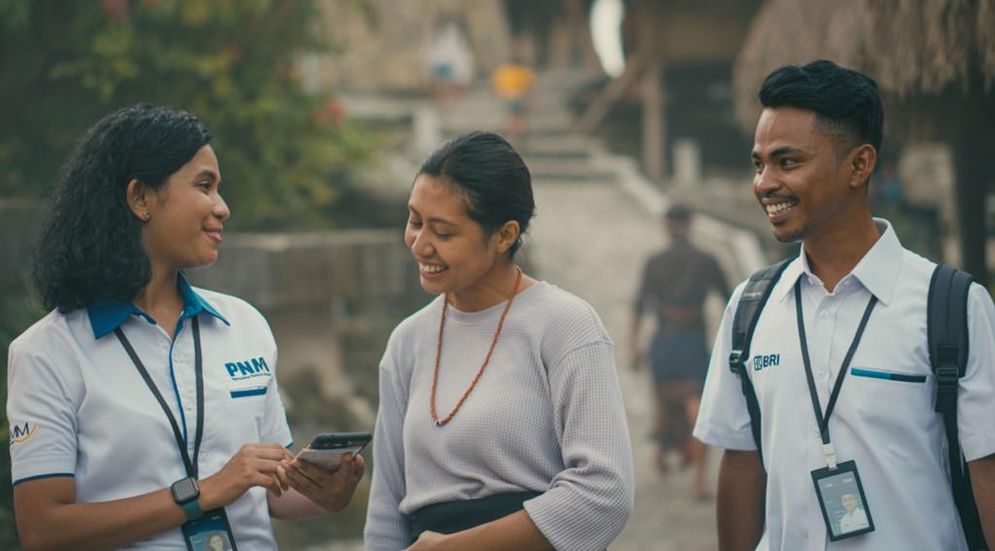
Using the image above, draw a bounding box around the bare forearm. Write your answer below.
[16,443,290,550]
[969,454,995,546]
[16,487,186,551]
[268,487,325,520]
[717,449,766,551]
[446,510,551,551]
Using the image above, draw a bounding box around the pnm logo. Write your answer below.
[225,357,271,381]
[10,422,36,445]
[753,353,781,371]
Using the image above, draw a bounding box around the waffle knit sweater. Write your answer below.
[364,281,634,550]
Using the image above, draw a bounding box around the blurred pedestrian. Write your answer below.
[425,18,475,106]
[630,203,729,497]
[694,60,995,550]
[365,131,633,550]
[491,55,536,143]
[7,105,364,549]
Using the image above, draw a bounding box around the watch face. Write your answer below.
[172,477,199,503]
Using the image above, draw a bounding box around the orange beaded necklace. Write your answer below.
[430,266,524,427]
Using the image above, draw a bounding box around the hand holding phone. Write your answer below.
[296,431,372,472]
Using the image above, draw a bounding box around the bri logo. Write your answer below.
[10,421,36,445]
[753,353,781,371]
[225,357,271,381]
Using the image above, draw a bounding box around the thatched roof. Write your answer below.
[733,0,995,131]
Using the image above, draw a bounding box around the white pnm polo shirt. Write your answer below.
[694,220,995,551]
[7,275,293,550]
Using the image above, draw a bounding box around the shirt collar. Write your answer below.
[772,219,902,305]
[177,273,228,324]
[771,254,807,303]
[87,273,229,339]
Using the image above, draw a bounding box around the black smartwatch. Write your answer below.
[171,476,203,521]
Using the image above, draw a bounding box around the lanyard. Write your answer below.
[114,317,204,478]
[794,282,877,469]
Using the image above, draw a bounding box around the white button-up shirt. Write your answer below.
[7,276,292,550]
[694,220,995,550]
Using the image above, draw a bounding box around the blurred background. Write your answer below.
[0,1,992,549]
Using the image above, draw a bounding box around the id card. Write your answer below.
[811,460,875,541]
[181,508,238,551]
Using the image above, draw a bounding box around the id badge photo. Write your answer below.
[811,460,875,541]
[181,508,238,551]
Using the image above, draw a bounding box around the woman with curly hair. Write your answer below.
[7,105,364,549]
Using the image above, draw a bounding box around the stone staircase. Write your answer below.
[430,69,767,281]
[436,71,620,186]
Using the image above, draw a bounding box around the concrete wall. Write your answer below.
[186,230,423,314]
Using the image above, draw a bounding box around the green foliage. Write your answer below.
[0,1,375,546]
[0,0,375,229]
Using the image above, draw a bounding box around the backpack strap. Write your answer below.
[928,264,987,550]
[729,259,791,466]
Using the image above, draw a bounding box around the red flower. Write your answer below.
[101,0,130,22]
[313,98,345,126]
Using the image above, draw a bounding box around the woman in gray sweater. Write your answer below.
[364,132,634,550]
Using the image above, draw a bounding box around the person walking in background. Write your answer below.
[630,203,729,498]
[694,60,995,549]
[492,56,536,143]
[365,131,633,550]
[7,105,364,549]
[426,18,475,106]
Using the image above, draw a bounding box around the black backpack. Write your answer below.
[728,261,986,550]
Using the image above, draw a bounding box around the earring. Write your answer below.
[142,210,150,221]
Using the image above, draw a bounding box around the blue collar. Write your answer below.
[87,273,229,339]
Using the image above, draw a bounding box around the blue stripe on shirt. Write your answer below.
[850,367,926,383]
[230,387,268,398]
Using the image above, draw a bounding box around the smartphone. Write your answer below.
[296,431,372,472]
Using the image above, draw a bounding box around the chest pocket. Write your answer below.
[212,355,273,444]
[193,356,272,473]
[845,358,934,433]
[222,356,272,399]
[217,356,272,440]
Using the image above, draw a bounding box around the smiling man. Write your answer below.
[693,60,995,550]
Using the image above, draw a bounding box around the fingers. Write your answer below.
[278,452,366,513]
[241,444,294,473]
[352,454,366,477]
[229,444,295,492]
[284,460,323,496]
[295,454,335,481]
[275,462,291,491]
[248,470,283,494]
[329,454,361,483]
[267,476,283,497]
[242,443,295,461]
[267,463,289,497]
